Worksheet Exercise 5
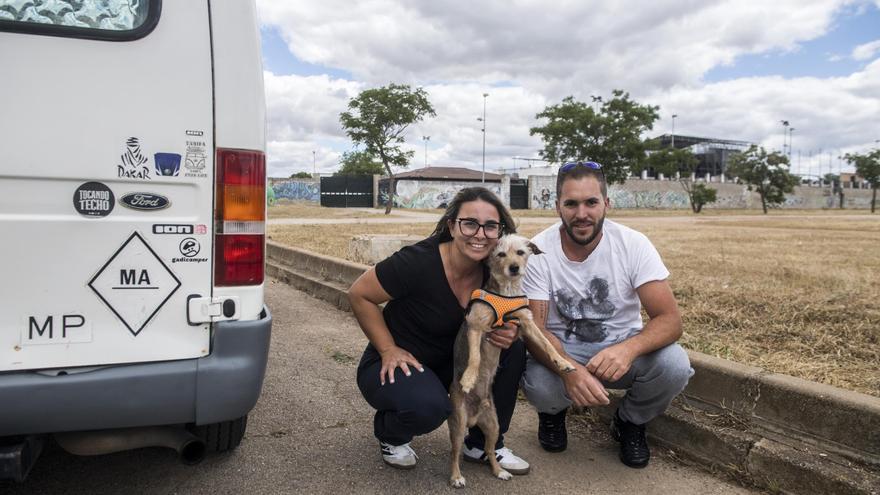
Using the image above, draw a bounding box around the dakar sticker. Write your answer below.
[120,192,170,211]
[73,182,115,217]
[154,153,181,177]
[184,139,208,178]
[117,137,151,180]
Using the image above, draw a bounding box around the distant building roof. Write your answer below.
[390,166,502,181]
[653,134,752,150]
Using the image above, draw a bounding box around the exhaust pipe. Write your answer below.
[0,435,45,482]
[54,426,207,465]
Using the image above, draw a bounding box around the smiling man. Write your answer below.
[521,161,693,469]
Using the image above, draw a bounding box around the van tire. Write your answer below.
[190,415,248,453]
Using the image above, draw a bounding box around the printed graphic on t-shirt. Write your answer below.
[554,277,616,342]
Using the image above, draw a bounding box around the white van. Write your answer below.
[0,0,272,481]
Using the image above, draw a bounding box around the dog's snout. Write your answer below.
[509,264,520,274]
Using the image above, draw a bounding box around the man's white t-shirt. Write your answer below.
[523,219,669,352]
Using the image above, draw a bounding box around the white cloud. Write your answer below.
[852,39,880,60]
[256,0,880,178]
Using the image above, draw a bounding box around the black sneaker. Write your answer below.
[537,409,568,452]
[610,410,650,468]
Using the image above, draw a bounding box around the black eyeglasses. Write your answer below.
[456,218,503,239]
[559,161,604,174]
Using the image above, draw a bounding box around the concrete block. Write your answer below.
[746,438,880,495]
[347,234,422,265]
[752,372,880,460]
[267,241,368,286]
[684,351,765,417]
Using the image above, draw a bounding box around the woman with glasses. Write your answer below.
[349,186,532,475]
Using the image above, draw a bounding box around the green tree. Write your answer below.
[645,147,715,213]
[290,171,313,179]
[727,146,798,214]
[340,83,436,214]
[842,150,880,213]
[529,90,659,184]
[335,150,385,176]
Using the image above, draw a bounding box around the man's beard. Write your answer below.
[562,214,605,246]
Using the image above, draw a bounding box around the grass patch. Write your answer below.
[269,209,880,397]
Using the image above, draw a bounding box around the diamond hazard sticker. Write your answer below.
[88,232,181,336]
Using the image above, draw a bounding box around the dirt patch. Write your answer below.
[267,210,880,398]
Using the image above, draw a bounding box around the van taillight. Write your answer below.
[215,148,265,286]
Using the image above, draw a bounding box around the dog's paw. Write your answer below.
[495,469,512,481]
[450,476,466,488]
[460,371,477,393]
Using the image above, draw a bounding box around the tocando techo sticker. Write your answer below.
[73,182,115,217]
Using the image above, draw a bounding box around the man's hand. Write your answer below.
[586,343,636,383]
[486,321,519,349]
[561,362,610,407]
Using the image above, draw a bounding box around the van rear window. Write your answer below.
[0,0,159,41]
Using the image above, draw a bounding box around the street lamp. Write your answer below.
[590,95,603,113]
[780,120,790,154]
[788,128,795,162]
[671,114,678,148]
[422,135,430,168]
[479,92,488,183]
[312,150,316,176]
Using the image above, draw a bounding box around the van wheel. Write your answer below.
[190,415,248,453]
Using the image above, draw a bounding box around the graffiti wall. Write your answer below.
[379,180,503,209]
[525,175,876,210]
[271,180,320,202]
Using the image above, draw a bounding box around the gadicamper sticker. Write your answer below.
[74,182,115,218]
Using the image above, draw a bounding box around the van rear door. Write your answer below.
[0,1,213,371]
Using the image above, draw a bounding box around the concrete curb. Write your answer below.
[266,240,880,494]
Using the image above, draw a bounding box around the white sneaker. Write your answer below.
[380,441,418,469]
[462,445,530,475]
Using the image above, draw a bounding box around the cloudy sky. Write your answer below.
[255,0,880,179]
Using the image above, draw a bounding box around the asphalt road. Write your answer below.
[2,280,758,494]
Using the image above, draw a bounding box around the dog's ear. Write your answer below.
[527,241,543,255]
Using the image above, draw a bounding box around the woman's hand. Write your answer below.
[378,345,424,385]
[486,321,520,349]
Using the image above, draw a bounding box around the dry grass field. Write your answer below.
[268,206,880,398]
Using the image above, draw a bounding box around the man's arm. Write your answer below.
[586,279,682,382]
[525,300,610,407]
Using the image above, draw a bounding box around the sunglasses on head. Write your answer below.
[559,161,603,173]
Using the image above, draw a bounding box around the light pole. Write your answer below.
[479,92,488,183]
[422,135,430,168]
[591,95,603,113]
[671,114,678,148]
[780,120,789,154]
[788,128,795,162]
[312,150,316,176]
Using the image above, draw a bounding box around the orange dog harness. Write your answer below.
[468,289,529,328]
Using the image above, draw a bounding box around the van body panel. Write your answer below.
[0,1,216,372]
[211,0,267,152]
[0,309,271,436]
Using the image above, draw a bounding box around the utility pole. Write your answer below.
[312,150,316,176]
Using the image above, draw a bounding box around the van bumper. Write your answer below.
[0,307,272,436]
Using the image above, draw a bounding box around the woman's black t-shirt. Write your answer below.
[364,236,488,371]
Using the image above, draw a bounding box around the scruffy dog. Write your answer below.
[448,235,576,488]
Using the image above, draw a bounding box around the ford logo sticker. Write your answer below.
[120,192,171,211]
